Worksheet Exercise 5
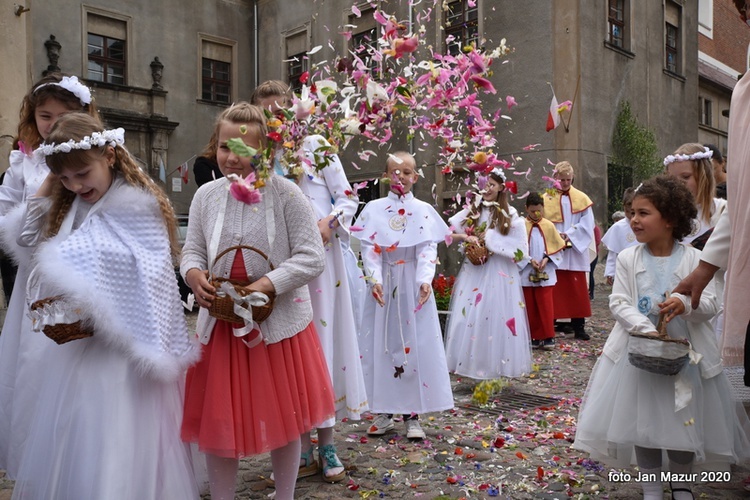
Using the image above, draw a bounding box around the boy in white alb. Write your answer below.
[602,187,637,286]
[357,152,454,440]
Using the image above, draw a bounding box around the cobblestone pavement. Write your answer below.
[1,269,750,499]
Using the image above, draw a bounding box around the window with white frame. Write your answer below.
[443,0,479,56]
[86,12,128,85]
[698,0,713,38]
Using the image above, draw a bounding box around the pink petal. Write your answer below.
[475,292,482,305]
[506,317,516,336]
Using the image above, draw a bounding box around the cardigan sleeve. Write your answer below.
[180,185,210,279]
[264,187,325,295]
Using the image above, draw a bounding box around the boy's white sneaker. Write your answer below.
[367,415,395,435]
[405,419,426,440]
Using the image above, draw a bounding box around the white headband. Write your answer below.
[663,147,713,167]
[36,127,125,157]
[34,76,92,106]
[490,167,506,181]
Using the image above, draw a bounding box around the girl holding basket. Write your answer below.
[180,102,334,500]
[573,175,750,500]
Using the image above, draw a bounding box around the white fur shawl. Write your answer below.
[31,183,199,381]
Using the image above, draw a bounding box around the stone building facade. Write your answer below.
[4,0,744,225]
[0,0,257,214]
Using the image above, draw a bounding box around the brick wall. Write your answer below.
[700,0,750,75]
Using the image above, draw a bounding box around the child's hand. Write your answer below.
[465,235,480,245]
[372,284,385,307]
[317,216,336,245]
[186,268,215,308]
[244,276,275,296]
[539,258,548,271]
[418,283,431,306]
[606,276,614,286]
[658,296,685,323]
[34,172,58,198]
[530,259,540,271]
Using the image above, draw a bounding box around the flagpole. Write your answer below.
[563,74,581,133]
[167,154,197,176]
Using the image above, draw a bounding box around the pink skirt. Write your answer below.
[181,252,335,458]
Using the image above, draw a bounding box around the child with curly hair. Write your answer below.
[573,175,750,500]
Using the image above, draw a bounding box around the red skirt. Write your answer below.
[552,270,592,319]
[181,252,335,458]
[524,286,555,341]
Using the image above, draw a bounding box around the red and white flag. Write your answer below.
[546,92,561,132]
[179,161,189,184]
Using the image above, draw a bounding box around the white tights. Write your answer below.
[635,446,694,500]
[206,437,302,500]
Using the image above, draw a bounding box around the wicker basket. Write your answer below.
[628,312,690,376]
[465,240,489,265]
[29,296,94,345]
[208,245,276,324]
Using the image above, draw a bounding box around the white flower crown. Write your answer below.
[34,76,92,106]
[36,128,125,157]
[490,167,506,181]
[663,147,713,167]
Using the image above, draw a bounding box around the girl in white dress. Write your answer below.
[664,143,727,341]
[444,168,531,379]
[11,113,199,499]
[0,74,98,478]
[573,176,750,500]
[252,81,368,482]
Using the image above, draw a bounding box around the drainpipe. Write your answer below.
[253,0,259,88]
[408,1,414,156]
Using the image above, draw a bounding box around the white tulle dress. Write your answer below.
[444,207,532,379]
[573,243,750,470]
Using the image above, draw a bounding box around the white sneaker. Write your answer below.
[405,419,426,440]
[367,414,395,435]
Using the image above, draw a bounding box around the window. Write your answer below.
[350,7,379,77]
[698,0,713,38]
[86,12,128,85]
[200,36,236,104]
[444,0,479,56]
[608,0,625,48]
[285,30,309,93]
[665,1,681,74]
[202,59,231,103]
[699,97,712,127]
[287,53,307,93]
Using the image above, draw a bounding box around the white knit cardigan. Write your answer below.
[180,175,325,345]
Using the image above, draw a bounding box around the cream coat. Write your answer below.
[604,244,722,379]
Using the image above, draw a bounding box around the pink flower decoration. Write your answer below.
[506,317,516,336]
[227,173,262,205]
[506,95,517,110]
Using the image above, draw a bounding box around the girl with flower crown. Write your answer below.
[0,73,98,478]
[444,168,532,379]
[664,143,728,341]
[573,175,750,500]
[180,102,334,500]
[9,112,199,498]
